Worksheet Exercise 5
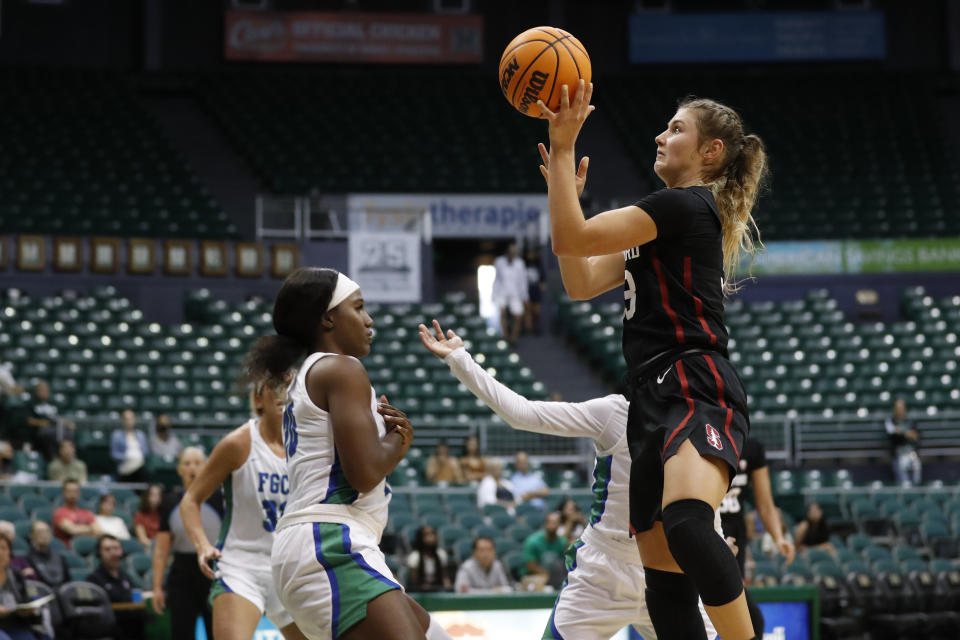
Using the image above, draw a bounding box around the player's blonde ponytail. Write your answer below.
[680,98,768,294]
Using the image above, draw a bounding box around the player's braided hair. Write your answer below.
[680,97,768,293]
[241,267,339,389]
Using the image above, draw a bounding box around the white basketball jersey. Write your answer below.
[215,419,289,555]
[282,352,391,534]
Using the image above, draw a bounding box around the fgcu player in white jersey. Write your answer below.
[420,319,723,640]
[242,267,452,640]
[181,382,306,640]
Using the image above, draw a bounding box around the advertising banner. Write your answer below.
[742,238,960,276]
[347,193,546,239]
[629,11,885,63]
[348,231,421,302]
[225,11,483,64]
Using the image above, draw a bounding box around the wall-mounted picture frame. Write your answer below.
[0,236,7,270]
[235,243,263,278]
[270,244,298,278]
[53,237,83,273]
[163,239,192,276]
[200,241,228,277]
[127,238,156,275]
[16,236,45,272]
[90,237,120,274]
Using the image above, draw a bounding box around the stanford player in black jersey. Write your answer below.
[719,437,795,636]
[538,81,767,640]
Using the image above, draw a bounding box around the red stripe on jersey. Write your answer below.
[683,256,717,345]
[653,249,684,343]
[663,360,696,454]
[703,354,739,459]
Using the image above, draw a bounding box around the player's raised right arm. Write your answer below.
[310,356,411,493]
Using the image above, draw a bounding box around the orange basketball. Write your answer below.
[499,26,591,119]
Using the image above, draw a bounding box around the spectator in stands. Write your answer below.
[110,408,148,483]
[425,442,463,485]
[556,498,586,543]
[493,242,528,344]
[405,525,451,592]
[454,537,512,593]
[52,479,100,549]
[794,503,835,556]
[0,351,24,440]
[476,460,515,511]
[133,484,162,548]
[524,248,545,336]
[0,351,23,399]
[510,451,548,509]
[0,523,31,577]
[521,512,567,586]
[884,398,921,486]
[26,521,69,589]
[0,443,13,480]
[94,494,130,541]
[86,534,145,640]
[25,381,75,460]
[459,435,487,482]
[0,533,42,640]
[149,414,182,460]
[46,440,87,484]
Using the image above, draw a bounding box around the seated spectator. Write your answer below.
[0,523,31,578]
[884,398,921,486]
[133,484,162,548]
[86,535,145,640]
[794,503,835,556]
[405,526,450,592]
[110,408,148,482]
[454,537,512,593]
[510,451,548,509]
[94,494,130,541]
[556,498,586,544]
[52,479,100,548]
[521,512,567,584]
[477,460,515,512]
[26,521,69,589]
[46,440,87,484]
[425,442,463,485]
[25,381,75,460]
[149,414,182,460]
[459,435,487,483]
[0,533,42,640]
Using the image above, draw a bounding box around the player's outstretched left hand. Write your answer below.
[418,319,464,359]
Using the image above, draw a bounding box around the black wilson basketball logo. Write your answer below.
[500,57,520,94]
[518,70,549,114]
[705,424,723,451]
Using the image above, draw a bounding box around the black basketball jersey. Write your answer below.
[622,186,729,374]
[719,437,767,520]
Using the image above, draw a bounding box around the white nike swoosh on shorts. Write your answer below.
[657,366,673,384]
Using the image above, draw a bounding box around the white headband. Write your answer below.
[327,273,360,311]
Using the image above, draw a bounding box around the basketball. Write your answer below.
[499,26,591,118]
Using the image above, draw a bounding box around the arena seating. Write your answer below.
[557,287,960,427]
[0,69,235,238]
[196,69,546,194]
[599,71,960,240]
[0,287,554,478]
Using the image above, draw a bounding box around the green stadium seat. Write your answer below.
[71,536,98,557]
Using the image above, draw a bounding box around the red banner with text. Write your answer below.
[225,11,484,64]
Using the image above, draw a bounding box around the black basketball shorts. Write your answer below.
[626,351,749,534]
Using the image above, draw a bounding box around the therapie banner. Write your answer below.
[347,193,546,238]
[225,11,483,63]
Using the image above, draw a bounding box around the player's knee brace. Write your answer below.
[662,498,744,607]
[644,568,708,640]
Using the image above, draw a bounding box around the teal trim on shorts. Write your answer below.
[541,538,585,640]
